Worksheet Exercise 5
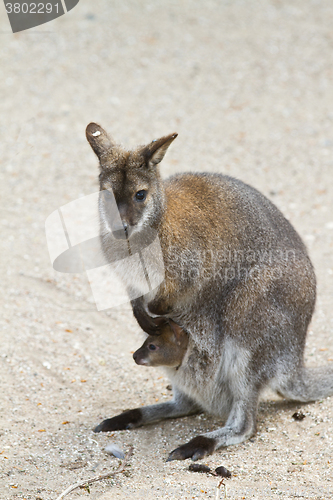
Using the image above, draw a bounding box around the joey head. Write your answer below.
[133,319,188,368]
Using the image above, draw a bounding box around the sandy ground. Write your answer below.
[1,1,333,499]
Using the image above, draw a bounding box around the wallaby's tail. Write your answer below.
[278,365,333,402]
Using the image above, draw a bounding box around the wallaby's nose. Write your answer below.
[133,350,147,365]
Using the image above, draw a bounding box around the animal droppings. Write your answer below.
[215,466,231,478]
[188,463,211,473]
[292,411,306,421]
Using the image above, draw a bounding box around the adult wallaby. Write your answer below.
[133,319,188,368]
[86,122,333,461]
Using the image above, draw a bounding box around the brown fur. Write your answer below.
[133,319,188,368]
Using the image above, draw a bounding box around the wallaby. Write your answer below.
[86,122,333,462]
[133,319,188,368]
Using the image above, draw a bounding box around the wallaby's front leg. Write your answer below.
[94,388,201,433]
[147,279,178,316]
[147,297,173,316]
[167,391,259,461]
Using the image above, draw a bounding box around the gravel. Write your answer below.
[1,1,333,499]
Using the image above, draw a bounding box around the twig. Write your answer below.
[215,478,226,500]
[55,446,133,500]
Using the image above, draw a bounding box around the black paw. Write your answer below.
[132,302,167,335]
[93,409,142,433]
[166,436,216,462]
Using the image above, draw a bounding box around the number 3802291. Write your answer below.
[5,3,60,14]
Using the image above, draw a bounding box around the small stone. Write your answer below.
[105,443,125,459]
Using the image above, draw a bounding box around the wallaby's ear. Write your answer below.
[143,133,178,167]
[86,123,115,158]
[168,319,185,345]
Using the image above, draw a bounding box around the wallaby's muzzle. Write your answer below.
[133,349,148,366]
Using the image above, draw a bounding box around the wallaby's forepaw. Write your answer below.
[132,301,168,335]
[148,300,172,316]
[93,409,142,433]
[166,436,216,462]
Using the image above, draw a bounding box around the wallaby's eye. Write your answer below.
[135,190,147,202]
[148,343,157,351]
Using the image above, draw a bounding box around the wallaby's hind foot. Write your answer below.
[94,409,143,432]
[94,389,202,434]
[167,423,255,462]
[276,365,333,402]
[167,394,258,461]
[167,436,216,462]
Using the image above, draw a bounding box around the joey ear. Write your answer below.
[168,319,185,345]
[143,133,178,167]
[86,123,115,158]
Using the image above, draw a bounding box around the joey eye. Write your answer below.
[148,344,157,351]
[135,190,147,201]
